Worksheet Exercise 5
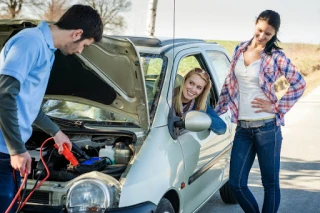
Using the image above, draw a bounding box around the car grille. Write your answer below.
[25,190,50,205]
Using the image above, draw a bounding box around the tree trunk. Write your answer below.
[146,0,158,36]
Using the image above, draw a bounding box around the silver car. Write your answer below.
[1,20,236,213]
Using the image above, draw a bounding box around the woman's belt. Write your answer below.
[237,118,275,128]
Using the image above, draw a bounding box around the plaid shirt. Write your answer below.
[215,40,306,126]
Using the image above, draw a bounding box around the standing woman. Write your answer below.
[215,10,306,213]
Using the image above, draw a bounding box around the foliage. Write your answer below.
[211,40,240,57]
[0,0,132,33]
[177,56,201,76]
[0,0,43,18]
[81,0,131,33]
[41,0,69,21]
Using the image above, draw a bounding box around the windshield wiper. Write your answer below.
[83,120,138,127]
[49,116,138,128]
[48,116,84,128]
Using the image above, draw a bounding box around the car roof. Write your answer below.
[108,35,217,54]
[109,35,205,47]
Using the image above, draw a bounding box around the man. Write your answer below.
[0,4,103,212]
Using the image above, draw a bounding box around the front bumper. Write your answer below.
[20,202,157,213]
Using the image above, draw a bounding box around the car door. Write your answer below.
[169,48,232,212]
[204,47,235,141]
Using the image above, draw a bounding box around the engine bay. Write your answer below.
[26,129,135,182]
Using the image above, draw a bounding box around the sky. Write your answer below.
[122,0,320,44]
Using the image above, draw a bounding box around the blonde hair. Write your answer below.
[173,68,212,116]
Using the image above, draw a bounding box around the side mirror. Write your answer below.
[174,111,211,132]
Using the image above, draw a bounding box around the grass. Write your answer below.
[211,40,320,98]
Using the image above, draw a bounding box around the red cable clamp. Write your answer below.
[54,143,79,166]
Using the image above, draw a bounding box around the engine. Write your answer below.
[26,132,134,182]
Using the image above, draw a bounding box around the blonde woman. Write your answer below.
[173,68,226,135]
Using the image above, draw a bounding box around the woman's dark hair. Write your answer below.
[256,10,282,54]
[55,4,103,42]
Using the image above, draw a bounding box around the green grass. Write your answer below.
[209,40,240,56]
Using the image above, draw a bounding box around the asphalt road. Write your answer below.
[198,87,320,213]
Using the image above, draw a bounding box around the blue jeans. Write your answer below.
[229,120,282,213]
[0,152,21,213]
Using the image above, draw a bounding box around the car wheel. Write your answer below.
[155,198,175,213]
[219,181,238,204]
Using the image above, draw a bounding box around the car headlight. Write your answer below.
[66,179,112,213]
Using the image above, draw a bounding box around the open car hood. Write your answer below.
[77,36,150,130]
[0,20,150,130]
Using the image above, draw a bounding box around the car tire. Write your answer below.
[155,198,175,213]
[219,181,238,204]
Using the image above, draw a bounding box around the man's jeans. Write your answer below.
[0,152,20,213]
[229,120,282,213]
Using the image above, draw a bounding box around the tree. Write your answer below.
[146,0,158,36]
[82,0,131,33]
[0,0,43,19]
[41,0,69,21]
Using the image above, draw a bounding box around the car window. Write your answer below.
[173,53,219,134]
[174,55,202,89]
[177,55,201,77]
[141,54,163,102]
[140,53,167,110]
[206,51,230,87]
[174,53,218,106]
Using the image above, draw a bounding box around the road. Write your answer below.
[198,86,320,213]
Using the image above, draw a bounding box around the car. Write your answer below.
[0,20,236,213]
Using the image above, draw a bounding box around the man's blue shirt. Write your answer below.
[0,21,56,154]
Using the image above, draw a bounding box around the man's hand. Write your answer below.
[53,130,72,154]
[251,98,273,113]
[10,151,31,177]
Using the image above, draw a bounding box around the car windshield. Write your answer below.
[42,53,166,123]
[140,53,167,109]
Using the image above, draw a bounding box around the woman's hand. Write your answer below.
[251,98,273,113]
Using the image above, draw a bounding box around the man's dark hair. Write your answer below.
[55,4,103,42]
